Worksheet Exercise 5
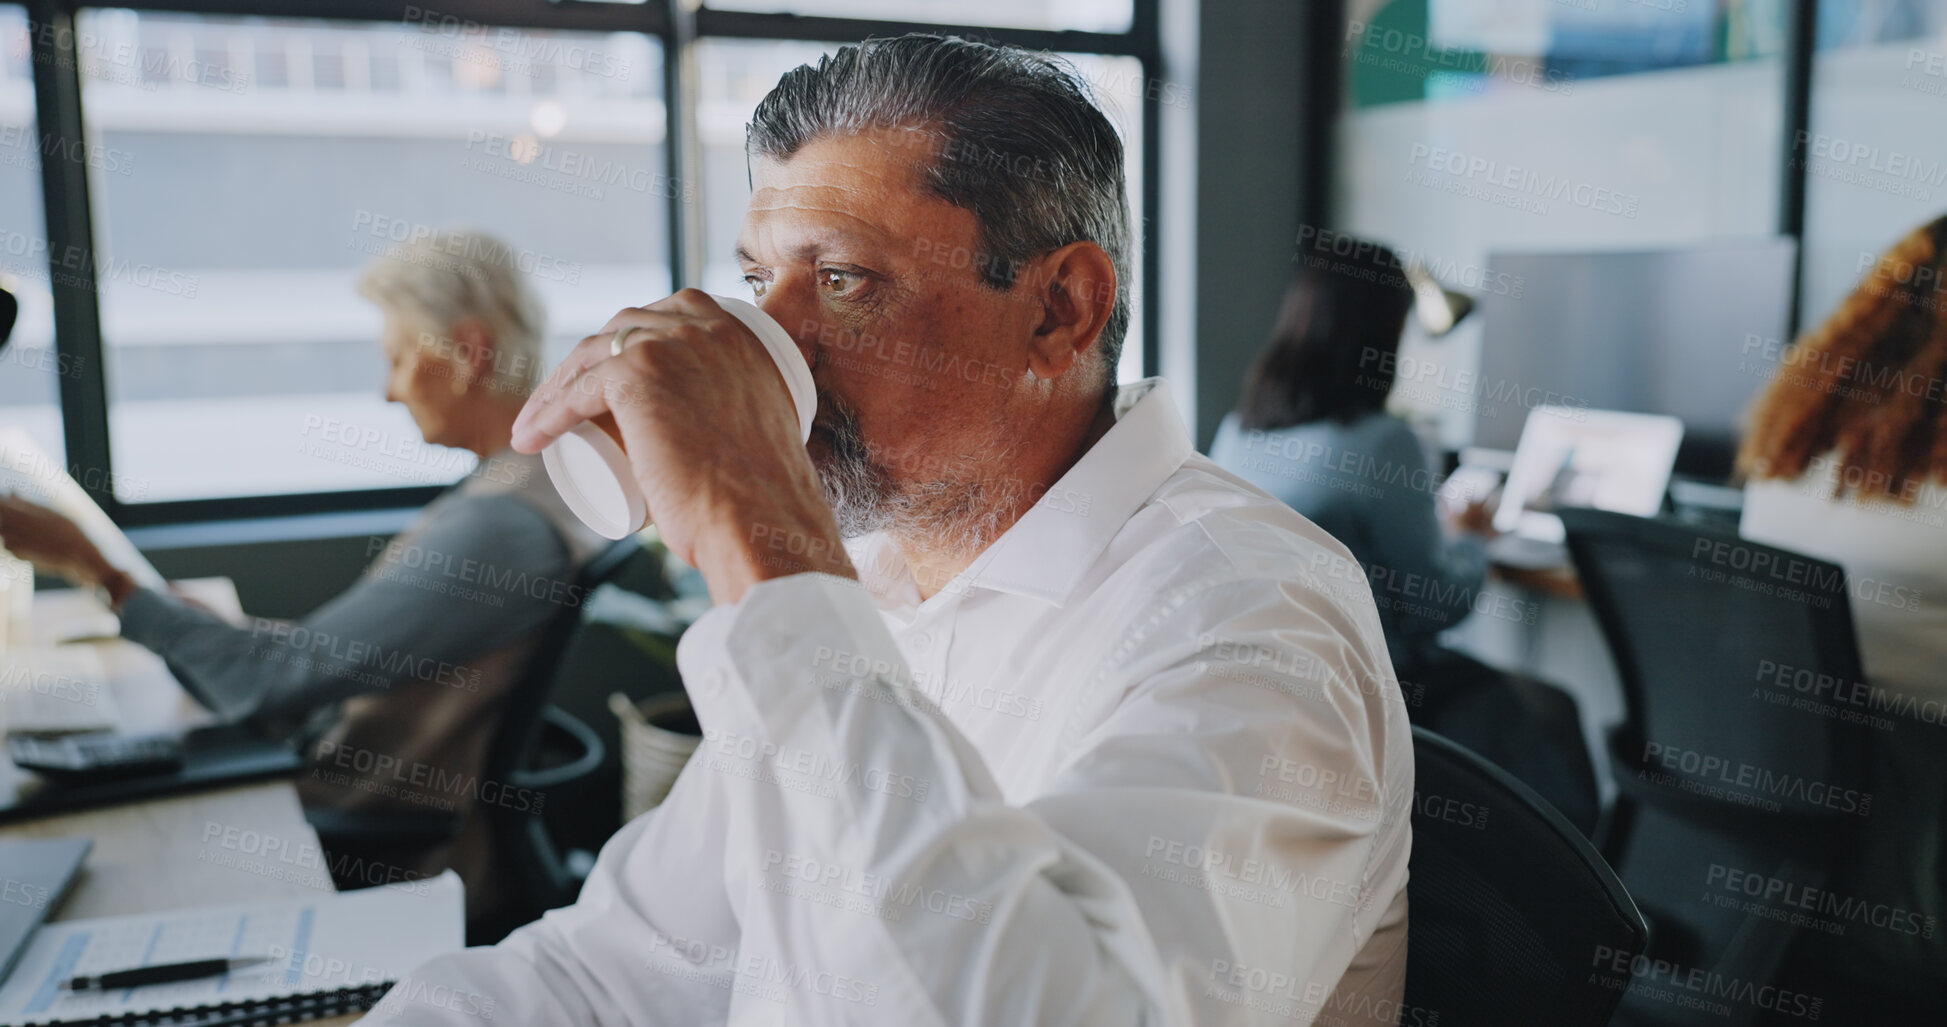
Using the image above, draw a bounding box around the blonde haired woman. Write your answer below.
[0,230,607,929]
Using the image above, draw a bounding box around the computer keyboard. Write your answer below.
[8,732,185,781]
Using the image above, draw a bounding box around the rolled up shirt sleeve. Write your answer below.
[671,569,1412,1026]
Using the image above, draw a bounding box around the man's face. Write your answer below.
[737,127,1049,549]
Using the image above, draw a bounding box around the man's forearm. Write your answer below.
[689,491,857,605]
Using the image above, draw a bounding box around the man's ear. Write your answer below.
[449,316,496,383]
[1024,241,1116,381]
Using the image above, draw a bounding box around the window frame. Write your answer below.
[19,0,1161,527]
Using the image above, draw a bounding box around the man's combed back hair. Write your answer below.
[748,34,1132,395]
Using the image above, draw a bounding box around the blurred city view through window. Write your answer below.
[3,5,1146,503]
[70,10,668,501]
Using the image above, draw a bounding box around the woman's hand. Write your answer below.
[0,495,134,603]
[1448,498,1501,539]
[510,290,853,604]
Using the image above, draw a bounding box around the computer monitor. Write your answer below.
[1474,239,1797,480]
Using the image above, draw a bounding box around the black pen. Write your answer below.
[60,957,272,991]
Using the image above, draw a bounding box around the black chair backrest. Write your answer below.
[479,538,656,911]
[484,538,646,779]
[1558,508,1869,819]
[0,284,17,350]
[1559,510,1883,1024]
[1406,726,1648,1027]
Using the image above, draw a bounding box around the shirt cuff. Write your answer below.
[675,572,905,736]
[115,586,177,651]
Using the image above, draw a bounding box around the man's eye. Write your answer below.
[820,268,860,294]
[741,274,768,298]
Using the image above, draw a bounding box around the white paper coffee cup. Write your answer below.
[543,295,816,540]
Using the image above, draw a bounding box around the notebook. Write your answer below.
[0,872,463,1027]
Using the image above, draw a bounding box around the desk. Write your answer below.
[1489,561,1582,601]
[0,782,325,919]
[1,580,261,809]
[0,584,363,1026]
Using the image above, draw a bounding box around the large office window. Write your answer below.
[0,5,65,464]
[1798,0,1947,328]
[1337,0,1790,449]
[695,37,834,299]
[12,1,1160,522]
[705,0,1133,32]
[76,10,668,502]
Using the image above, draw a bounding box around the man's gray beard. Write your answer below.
[813,395,1018,561]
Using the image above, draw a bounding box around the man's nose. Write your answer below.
[754,288,820,371]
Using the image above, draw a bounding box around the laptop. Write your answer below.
[1486,407,1685,570]
[0,837,89,985]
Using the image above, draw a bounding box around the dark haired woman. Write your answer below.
[1208,240,1497,670]
[1736,215,1947,1020]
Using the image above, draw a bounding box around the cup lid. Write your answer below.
[543,422,646,541]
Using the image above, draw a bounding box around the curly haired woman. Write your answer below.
[1738,214,1947,1020]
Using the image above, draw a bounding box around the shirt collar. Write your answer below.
[848,378,1194,611]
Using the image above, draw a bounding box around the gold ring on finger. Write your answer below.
[611,326,641,358]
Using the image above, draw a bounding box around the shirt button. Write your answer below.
[696,668,726,697]
[761,635,791,659]
[911,632,933,651]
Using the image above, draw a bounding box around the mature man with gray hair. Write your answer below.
[367,34,1412,1026]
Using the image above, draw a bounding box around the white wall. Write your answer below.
[1338,58,1786,448]
[1800,38,1947,326]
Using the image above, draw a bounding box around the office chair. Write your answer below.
[1406,646,1602,836]
[307,538,656,934]
[1405,726,1648,1027]
[1559,510,1873,1026]
[0,284,17,350]
[475,537,663,930]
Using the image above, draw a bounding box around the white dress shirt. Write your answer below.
[361,379,1415,1026]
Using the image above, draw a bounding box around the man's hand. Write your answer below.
[0,495,135,605]
[510,289,855,604]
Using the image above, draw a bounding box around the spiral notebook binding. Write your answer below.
[32,982,393,1027]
